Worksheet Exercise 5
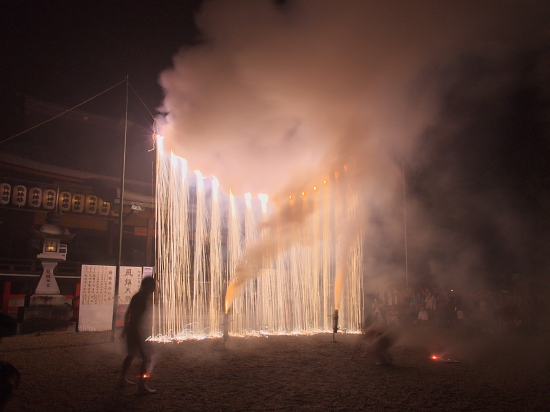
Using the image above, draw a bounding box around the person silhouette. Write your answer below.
[0,361,20,410]
[119,276,157,394]
[361,320,398,365]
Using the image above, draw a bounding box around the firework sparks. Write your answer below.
[152,149,364,341]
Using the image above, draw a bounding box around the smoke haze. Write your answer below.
[159,0,550,290]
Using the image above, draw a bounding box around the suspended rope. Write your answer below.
[128,81,159,152]
[0,79,126,145]
[129,82,156,122]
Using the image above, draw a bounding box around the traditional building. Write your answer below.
[0,95,155,333]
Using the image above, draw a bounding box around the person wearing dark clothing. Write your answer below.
[0,361,20,410]
[119,276,157,394]
[360,321,398,365]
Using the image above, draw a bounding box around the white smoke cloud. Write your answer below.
[158,0,550,290]
[160,0,545,191]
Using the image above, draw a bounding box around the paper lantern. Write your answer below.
[42,189,57,210]
[98,199,111,216]
[59,191,71,212]
[12,185,27,206]
[85,195,98,214]
[71,193,84,213]
[0,183,11,205]
[28,187,42,208]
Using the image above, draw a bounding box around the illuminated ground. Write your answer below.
[1,324,549,411]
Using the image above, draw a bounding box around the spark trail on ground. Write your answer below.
[152,137,364,340]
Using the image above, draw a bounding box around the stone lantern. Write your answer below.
[34,212,73,298]
[17,212,75,334]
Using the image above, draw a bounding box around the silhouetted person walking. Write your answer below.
[119,276,157,394]
[359,321,398,365]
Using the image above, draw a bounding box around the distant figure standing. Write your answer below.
[371,298,383,322]
[386,308,400,326]
[119,276,157,394]
[417,307,429,323]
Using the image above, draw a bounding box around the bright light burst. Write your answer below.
[151,147,364,341]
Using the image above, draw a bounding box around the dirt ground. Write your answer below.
[1,324,549,411]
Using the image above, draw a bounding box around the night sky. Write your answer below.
[1,0,202,180]
[1,0,549,290]
[1,0,201,118]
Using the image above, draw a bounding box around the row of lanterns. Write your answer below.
[1,183,112,216]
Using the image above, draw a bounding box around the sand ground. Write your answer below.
[1,324,549,411]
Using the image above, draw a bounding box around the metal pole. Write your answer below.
[111,75,129,341]
[151,133,159,337]
[402,162,408,293]
[332,309,339,342]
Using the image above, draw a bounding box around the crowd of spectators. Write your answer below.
[364,286,549,335]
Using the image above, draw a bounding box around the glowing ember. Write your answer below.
[431,355,460,363]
